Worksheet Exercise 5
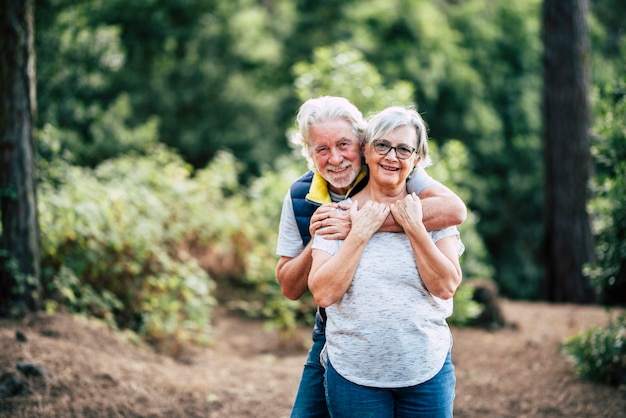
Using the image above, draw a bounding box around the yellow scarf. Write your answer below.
[305,167,368,204]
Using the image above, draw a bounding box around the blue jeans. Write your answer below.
[290,337,330,418]
[324,351,456,418]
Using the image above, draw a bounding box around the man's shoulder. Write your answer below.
[290,170,314,197]
[292,170,315,184]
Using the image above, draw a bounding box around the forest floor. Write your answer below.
[0,300,625,418]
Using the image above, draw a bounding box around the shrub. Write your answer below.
[226,156,319,337]
[562,312,626,386]
[39,142,217,351]
[35,127,493,345]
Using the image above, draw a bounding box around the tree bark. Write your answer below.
[0,0,41,316]
[542,0,595,303]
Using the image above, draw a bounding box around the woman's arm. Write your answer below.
[391,193,462,300]
[408,232,462,300]
[308,201,389,308]
[276,202,352,300]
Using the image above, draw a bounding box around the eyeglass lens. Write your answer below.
[373,140,415,159]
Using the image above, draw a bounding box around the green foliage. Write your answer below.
[31,0,626,309]
[325,0,545,299]
[590,0,626,67]
[35,0,140,166]
[585,78,626,304]
[429,140,493,327]
[563,312,626,386]
[293,42,415,116]
[0,250,40,317]
[428,140,494,281]
[447,282,482,327]
[38,140,217,351]
[33,121,492,348]
[445,1,544,300]
[35,0,297,172]
[81,94,159,164]
[223,156,319,335]
[45,266,123,326]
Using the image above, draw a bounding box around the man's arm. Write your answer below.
[419,182,467,231]
[277,200,351,299]
[276,246,313,301]
[315,178,467,237]
[275,192,313,301]
[315,167,467,238]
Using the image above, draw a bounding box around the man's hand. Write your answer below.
[309,202,353,240]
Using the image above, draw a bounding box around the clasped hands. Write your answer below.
[309,193,423,240]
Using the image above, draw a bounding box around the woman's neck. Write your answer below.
[355,183,407,205]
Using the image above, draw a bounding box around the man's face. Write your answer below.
[309,119,362,195]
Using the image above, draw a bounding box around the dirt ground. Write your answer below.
[0,300,624,418]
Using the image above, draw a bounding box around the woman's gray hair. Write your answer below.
[363,105,432,168]
[291,96,366,169]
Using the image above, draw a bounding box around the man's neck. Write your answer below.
[328,189,346,203]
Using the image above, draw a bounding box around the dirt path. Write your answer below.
[0,300,624,417]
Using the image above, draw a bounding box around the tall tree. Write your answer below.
[0,0,41,316]
[542,0,595,302]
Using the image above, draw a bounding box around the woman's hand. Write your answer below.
[350,200,390,239]
[390,193,423,230]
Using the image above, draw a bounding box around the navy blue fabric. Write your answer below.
[289,170,320,247]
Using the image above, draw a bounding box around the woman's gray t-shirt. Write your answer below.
[313,222,463,388]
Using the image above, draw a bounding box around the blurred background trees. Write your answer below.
[1,0,624,346]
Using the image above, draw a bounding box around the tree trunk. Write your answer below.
[0,0,41,316]
[542,0,595,303]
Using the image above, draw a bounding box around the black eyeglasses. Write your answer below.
[372,139,416,160]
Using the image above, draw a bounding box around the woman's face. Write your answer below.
[309,118,362,195]
[364,125,419,188]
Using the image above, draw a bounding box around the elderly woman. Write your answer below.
[308,106,464,417]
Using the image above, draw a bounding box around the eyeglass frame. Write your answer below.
[371,139,417,160]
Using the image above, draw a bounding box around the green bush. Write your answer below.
[35,125,493,345]
[226,156,319,337]
[428,140,495,281]
[39,141,217,351]
[562,312,626,386]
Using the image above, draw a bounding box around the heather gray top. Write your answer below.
[313,224,464,388]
